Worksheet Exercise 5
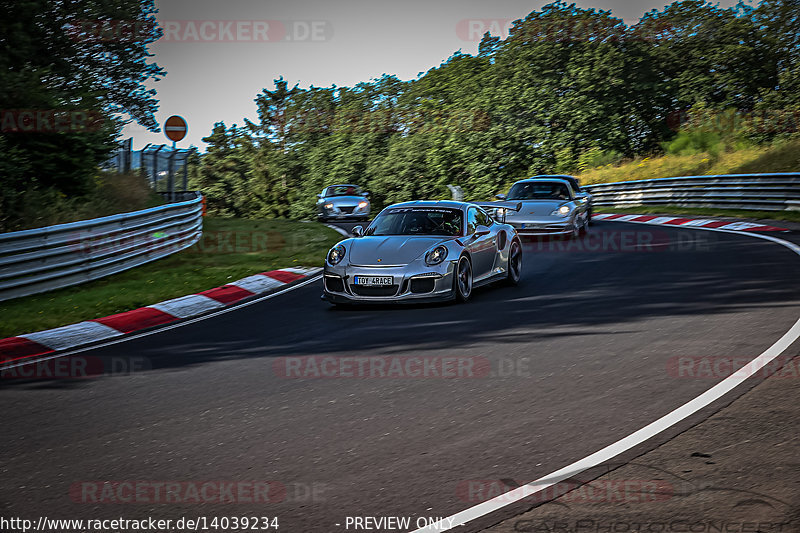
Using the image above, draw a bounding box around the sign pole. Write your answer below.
[163,115,188,203]
[168,141,176,203]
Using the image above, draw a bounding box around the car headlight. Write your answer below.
[324,203,334,209]
[551,205,571,217]
[358,201,369,209]
[425,245,448,266]
[327,244,346,265]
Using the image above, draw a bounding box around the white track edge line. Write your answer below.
[325,223,351,237]
[410,222,800,533]
[1,274,322,371]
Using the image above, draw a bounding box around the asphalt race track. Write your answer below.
[1,220,798,532]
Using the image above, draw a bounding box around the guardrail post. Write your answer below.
[152,145,164,191]
[447,184,464,202]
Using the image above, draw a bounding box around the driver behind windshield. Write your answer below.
[366,209,463,236]
[507,182,570,200]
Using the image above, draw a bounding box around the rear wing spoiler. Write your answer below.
[473,201,522,223]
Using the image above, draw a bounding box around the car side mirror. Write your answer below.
[364,192,370,198]
[352,225,364,237]
[495,194,506,200]
[316,194,322,199]
[474,225,490,237]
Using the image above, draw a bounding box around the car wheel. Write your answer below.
[571,220,581,239]
[505,240,522,286]
[579,214,589,235]
[454,255,473,302]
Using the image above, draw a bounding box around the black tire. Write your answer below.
[587,208,594,226]
[454,255,473,302]
[571,220,582,239]
[505,240,522,286]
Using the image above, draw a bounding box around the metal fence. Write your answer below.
[104,138,196,197]
[0,192,203,302]
[583,173,800,211]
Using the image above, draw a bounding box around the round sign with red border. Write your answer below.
[164,115,187,142]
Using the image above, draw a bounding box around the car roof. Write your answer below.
[386,200,469,210]
[513,177,573,187]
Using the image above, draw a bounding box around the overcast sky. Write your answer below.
[124,0,742,150]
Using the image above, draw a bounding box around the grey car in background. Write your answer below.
[317,184,371,222]
[496,178,590,238]
[322,200,523,305]
[528,174,594,224]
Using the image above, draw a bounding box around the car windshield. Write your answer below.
[535,176,580,192]
[324,185,362,197]
[507,182,571,200]
[365,207,463,237]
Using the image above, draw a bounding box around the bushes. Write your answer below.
[0,170,162,232]
[662,129,723,157]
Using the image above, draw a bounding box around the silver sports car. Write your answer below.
[322,201,523,305]
[528,174,594,224]
[317,184,371,222]
[496,178,590,237]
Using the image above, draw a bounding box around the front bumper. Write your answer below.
[506,216,576,236]
[319,206,370,219]
[322,262,456,304]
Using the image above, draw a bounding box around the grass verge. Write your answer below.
[0,217,341,338]
[577,138,800,185]
[595,205,800,223]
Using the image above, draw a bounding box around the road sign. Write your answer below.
[164,115,187,142]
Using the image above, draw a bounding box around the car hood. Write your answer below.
[323,195,367,205]
[348,236,452,266]
[507,200,569,217]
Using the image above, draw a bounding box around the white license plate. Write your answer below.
[354,276,393,286]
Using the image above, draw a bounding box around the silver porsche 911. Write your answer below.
[322,201,523,305]
[496,178,590,237]
[316,184,371,222]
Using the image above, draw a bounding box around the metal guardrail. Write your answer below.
[583,173,800,212]
[0,192,204,302]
